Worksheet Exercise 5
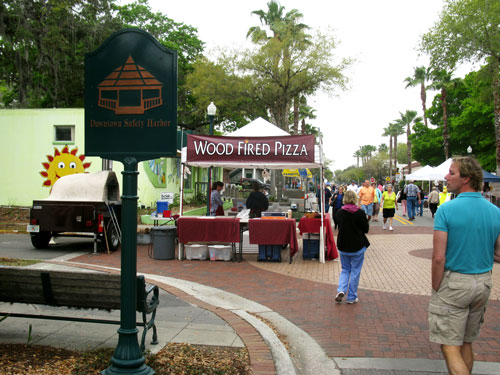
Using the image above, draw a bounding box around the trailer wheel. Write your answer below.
[31,232,51,249]
[105,220,120,252]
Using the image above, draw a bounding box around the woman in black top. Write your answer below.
[334,190,370,304]
[245,182,269,218]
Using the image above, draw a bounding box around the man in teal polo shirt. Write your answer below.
[429,156,500,375]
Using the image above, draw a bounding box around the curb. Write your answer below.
[44,260,277,375]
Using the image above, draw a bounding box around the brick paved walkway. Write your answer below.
[70,226,500,363]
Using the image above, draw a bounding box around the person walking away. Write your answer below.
[371,182,382,222]
[404,180,421,220]
[358,180,375,221]
[210,181,225,216]
[416,183,425,216]
[334,190,370,304]
[397,188,407,217]
[316,183,332,214]
[330,186,344,230]
[428,186,440,218]
[245,182,269,218]
[429,156,500,375]
[439,186,451,205]
[380,183,398,231]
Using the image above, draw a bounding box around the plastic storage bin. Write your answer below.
[151,226,176,260]
[208,245,232,261]
[258,244,281,262]
[185,244,208,260]
[302,233,320,260]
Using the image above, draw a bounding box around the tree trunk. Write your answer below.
[393,135,398,177]
[420,82,428,127]
[301,119,306,134]
[407,125,412,174]
[389,135,393,178]
[493,65,500,174]
[293,96,299,134]
[441,88,449,159]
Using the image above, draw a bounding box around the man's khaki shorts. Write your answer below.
[428,270,492,346]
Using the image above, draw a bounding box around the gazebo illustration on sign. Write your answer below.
[98,56,163,115]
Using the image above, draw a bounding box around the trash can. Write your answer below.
[151,226,176,260]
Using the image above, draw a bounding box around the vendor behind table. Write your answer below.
[245,181,269,218]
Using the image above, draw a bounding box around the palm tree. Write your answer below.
[390,121,405,177]
[429,69,454,159]
[397,110,423,174]
[378,143,388,153]
[382,126,394,177]
[248,1,310,131]
[404,66,430,127]
[247,1,308,42]
[353,150,362,168]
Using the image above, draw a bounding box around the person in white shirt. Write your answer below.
[347,181,359,193]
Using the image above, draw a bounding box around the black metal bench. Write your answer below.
[0,268,159,351]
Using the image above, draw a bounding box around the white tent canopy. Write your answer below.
[227,117,289,137]
[429,158,452,181]
[405,159,451,181]
[405,165,436,181]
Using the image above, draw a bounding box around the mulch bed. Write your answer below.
[0,343,250,375]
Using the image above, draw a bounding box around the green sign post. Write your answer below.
[85,28,177,375]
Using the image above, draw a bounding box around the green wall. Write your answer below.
[0,109,202,207]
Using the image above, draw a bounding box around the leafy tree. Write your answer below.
[404,66,431,127]
[396,143,408,164]
[0,0,205,129]
[411,68,496,170]
[244,1,349,130]
[113,0,205,128]
[0,0,121,107]
[185,55,267,132]
[420,0,500,172]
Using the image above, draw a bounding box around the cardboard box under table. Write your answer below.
[297,213,338,261]
[177,217,240,261]
[248,218,298,263]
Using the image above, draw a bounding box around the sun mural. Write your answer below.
[40,146,91,187]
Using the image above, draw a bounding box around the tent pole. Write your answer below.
[319,135,325,264]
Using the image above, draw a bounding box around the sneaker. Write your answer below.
[335,292,345,303]
[383,224,386,230]
[346,298,359,304]
[389,226,393,231]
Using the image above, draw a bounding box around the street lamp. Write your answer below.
[206,102,216,216]
[467,145,472,154]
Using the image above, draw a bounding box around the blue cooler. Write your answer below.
[157,200,169,216]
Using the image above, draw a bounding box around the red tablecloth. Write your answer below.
[248,219,298,261]
[298,214,338,260]
[177,217,240,243]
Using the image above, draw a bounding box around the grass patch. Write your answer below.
[0,257,41,267]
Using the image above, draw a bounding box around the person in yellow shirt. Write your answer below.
[380,184,398,231]
[439,186,451,205]
[358,180,375,221]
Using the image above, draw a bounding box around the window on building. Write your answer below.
[54,125,75,143]
[185,171,192,189]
